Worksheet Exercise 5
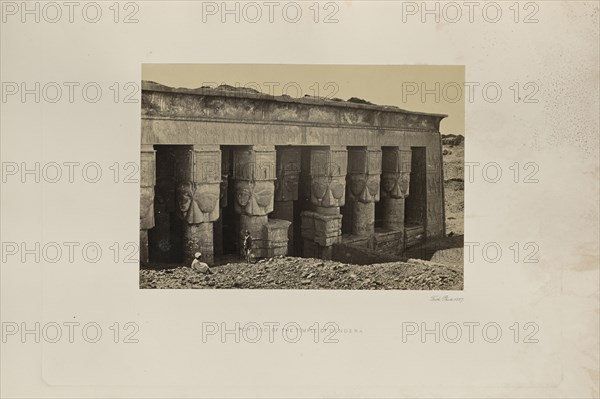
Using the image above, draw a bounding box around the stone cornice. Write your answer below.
[141,115,441,134]
[142,81,447,133]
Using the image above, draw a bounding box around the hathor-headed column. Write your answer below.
[140,145,156,265]
[301,146,347,259]
[381,147,412,231]
[174,145,221,265]
[347,147,382,238]
[233,146,289,257]
[272,147,301,255]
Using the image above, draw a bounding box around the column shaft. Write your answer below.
[347,147,381,239]
[353,202,375,236]
[382,198,405,230]
[274,147,301,255]
[301,146,347,259]
[233,146,289,258]
[381,147,412,252]
[175,145,221,265]
[140,145,156,264]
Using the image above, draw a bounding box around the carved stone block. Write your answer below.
[233,146,276,181]
[194,148,221,183]
[382,147,412,173]
[237,216,290,258]
[263,219,292,244]
[348,147,382,175]
[313,213,343,246]
[310,147,347,177]
[374,229,404,254]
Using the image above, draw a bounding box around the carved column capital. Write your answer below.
[381,147,412,199]
[175,145,222,224]
[233,146,276,216]
[309,146,348,208]
[347,147,382,203]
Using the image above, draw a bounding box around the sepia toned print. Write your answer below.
[139,66,464,290]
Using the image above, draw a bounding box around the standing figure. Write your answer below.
[243,230,254,264]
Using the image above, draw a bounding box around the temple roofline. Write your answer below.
[142,80,449,120]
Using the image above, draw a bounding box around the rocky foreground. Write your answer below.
[140,256,463,290]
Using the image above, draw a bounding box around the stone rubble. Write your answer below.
[140,256,463,290]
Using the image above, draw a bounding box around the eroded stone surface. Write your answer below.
[141,83,448,265]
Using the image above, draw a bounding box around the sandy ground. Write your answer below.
[443,139,464,235]
[140,137,464,290]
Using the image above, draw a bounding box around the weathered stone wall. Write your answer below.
[141,82,445,149]
[140,82,446,264]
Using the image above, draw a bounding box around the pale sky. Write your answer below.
[142,64,464,134]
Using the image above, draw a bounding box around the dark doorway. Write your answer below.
[374,201,385,229]
[220,146,239,258]
[405,147,427,229]
[340,147,355,235]
[148,144,194,264]
[294,147,313,256]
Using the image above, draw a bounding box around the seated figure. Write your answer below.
[191,252,212,274]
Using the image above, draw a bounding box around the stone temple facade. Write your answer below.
[140,81,446,266]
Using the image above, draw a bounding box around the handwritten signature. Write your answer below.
[430,295,464,302]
